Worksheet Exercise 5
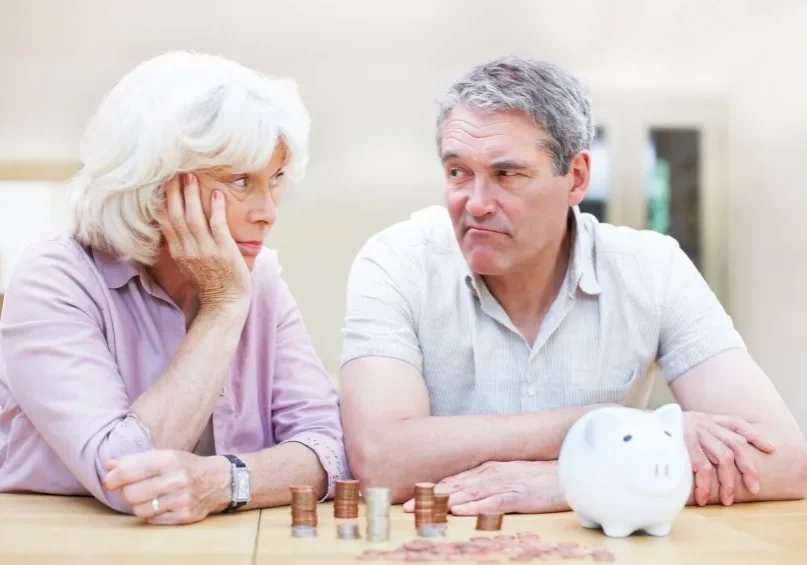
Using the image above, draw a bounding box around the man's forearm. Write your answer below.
[206,442,328,513]
[352,405,602,503]
[131,300,250,451]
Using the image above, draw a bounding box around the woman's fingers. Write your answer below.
[182,173,214,244]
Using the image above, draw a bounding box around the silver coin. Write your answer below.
[417,524,446,538]
[291,525,317,538]
[336,523,361,540]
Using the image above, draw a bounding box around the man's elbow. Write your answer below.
[780,441,807,500]
[346,437,411,503]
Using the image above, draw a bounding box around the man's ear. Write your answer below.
[566,150,591,207]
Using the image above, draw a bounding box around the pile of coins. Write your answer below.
[334,479,360,519]
[476,512,504,531]
[290,485,318,538]
[365,487,391,542]
[414,482,435,528]
[354,533,617,562]
[433,494,449,525]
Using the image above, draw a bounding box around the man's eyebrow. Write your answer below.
[490,159,532,170]
[440,151,459,163]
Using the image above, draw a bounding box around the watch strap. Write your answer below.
[222,454,249,513]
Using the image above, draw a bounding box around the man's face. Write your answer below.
[440,106,590,276]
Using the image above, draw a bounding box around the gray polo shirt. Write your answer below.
[340,205,745,416]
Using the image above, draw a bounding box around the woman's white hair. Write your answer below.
[69,50,311,265]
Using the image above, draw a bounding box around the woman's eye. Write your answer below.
[230,177,249,189]
[270,171,285,187]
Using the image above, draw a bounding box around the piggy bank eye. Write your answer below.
[664,431,672,437]
[622,435,632,442]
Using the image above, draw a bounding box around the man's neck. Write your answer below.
[146,247,201,325]
[482,224,573,345]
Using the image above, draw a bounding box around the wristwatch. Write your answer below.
[223,454,251,512]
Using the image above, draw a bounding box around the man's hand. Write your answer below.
[683,411,775,506]
[102,449,231,525]
[403,461,569,516]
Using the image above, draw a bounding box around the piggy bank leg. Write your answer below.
[601,523,636,538]
[577,515,599,529]
[644,522,673,537]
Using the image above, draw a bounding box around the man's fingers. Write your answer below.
[120,470,190,507]
[445,482,492,508]
[688,440,713,506]
[714,416,775,453]
[182,173,214,244]
[103,451,177,491]
[699,432,736,506]
[711,426,760,494]
[451,493,515,516]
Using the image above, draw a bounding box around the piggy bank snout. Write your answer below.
[630,446,688,495]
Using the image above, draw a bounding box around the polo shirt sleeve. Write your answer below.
[657,237,746,382]
[340,234,423,372]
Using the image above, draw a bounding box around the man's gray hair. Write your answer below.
[436,56,595,175]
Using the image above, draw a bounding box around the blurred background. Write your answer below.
[1,0,805,428]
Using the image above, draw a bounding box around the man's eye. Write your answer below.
[448,168,464,178]
[499,170,519,177]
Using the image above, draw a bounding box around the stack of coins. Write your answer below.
[290,485,317,538]
[432,494,449,535]
[334,479,360,519]
[413,482,435,528]
[365,487,391,542]
[475,513,504,531]
[336,523,361,540]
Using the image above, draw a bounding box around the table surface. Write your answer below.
[1,494,805,564]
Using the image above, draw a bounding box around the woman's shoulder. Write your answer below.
[6,232,107,300]
[11,232,97,275]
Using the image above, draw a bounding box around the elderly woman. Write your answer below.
[0,51,348,524]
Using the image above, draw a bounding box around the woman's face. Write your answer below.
[194,145,288,271]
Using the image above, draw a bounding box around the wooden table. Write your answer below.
[1,494,805,564]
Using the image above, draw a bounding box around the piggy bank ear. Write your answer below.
[654,403,684,436]
[583,409,622,449]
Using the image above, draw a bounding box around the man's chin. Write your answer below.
[464,250,507,276]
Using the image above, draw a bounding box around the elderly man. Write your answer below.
[339,56,807,515]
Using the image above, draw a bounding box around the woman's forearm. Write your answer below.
[130,299,250,450]
[204,443,328,514]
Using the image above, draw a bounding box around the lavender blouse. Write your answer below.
[0,233,348,512]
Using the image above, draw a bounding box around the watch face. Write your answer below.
[233,467,251,502]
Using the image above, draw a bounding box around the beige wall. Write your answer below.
[726,24,807,431]
[0,1,805,429]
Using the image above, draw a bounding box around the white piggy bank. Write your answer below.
[558,403,692,538]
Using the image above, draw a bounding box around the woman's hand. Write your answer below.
[159,173,252,309]
[103,450,231,525]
